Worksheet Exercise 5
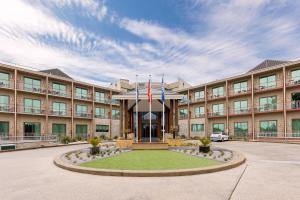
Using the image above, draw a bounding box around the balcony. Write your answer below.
[74,94,92,101]
[229,108,252,116]
[286,101,300,111]
[111,99,120,105]
[254,81,283,93]
[192,113,205,119]
[0,79,14,89]
[112,115,120,120]
[18,106,46,115]
[48,108,71,117]
[179,114,188,120]
[207,94,226,101]
[228,88,251,97]
[207,111,226,118]
[254,104,282,113]
[286,77,300,87]
[95,98,110,104]
[17,82,46,94]
[190,97,205,104]
[0,104,14,113]
[48,89,71,98]
[95,114,107,119]
[74,112,92,118]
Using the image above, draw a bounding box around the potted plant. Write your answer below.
[89,137,101,155]
[124,128,131,140]
[199,137,211,153]
[170,126,179,139]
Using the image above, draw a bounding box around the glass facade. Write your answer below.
[212,103,224,115]
[24,122,41,137]
[260,120,277,136]
[259,96,277,111]
[291,69,300,82]
[194,90,204,101]
[75,87,88,99]
[292,119,300,137]
[234,100,248,114]
[52,102,66,115]
[24,77,41,92]
[76,124,88,139]
[76,104,88,117]
[95,91,105,103]
[52,83,67,96]
[259,75,276,89]
[234,122,248,138]
[191,124,204,132]
[24,98,41,113]
[0,95,9,112]
[213,123,225,132]
[95,107,105,118]
[234,81,248,94]
[194,106,204,117]
[52,124,66,138]
[212,86,224,97]
[96,125,109,132]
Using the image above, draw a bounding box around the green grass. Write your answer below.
[80,150,220,170]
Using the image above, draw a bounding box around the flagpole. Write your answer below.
[135,75,138,143]
[162,74,165,143]
[149,75,152,143]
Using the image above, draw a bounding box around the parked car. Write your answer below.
[210,132,229,142]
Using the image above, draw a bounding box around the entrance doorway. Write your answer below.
[24,122,41,139]
[142,124,158,138]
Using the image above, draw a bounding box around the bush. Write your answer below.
[60,136,72,144]
[89,137,101,147]
[179,135,186,139]
[99,134,108,140]
[199,137,211,146]
[113,136,118,140]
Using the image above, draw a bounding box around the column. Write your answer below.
[251,74,255,141]
[169,99,174,130]
[187,90,191,138]
[119,99,123,137]
[283,67,287,139]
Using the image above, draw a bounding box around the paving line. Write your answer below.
[227,164,248,200]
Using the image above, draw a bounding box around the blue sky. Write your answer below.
[0,0,300,86]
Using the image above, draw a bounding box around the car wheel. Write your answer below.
[222,138,224,142]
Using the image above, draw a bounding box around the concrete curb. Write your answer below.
[53,150,246,177]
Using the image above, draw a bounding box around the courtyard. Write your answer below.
[0,141,299,200]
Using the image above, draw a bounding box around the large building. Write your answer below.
[0,59,300,142]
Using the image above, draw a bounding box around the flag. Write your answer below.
[148,78,152,103]
[161,75,165,103]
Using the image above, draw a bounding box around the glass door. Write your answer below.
[24,122,41,139]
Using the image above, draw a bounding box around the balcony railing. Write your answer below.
[0,79,14,89]
[286,77,300,86]
[48,89,71,98]
[255,81,283,92]
[0,104,14,113]
[192,113,205,118]
[229,108,252,115]
[257,132,300,138]
[0,135,58,144]
[48,109,71,117]
[179,115,188,120]
[112,115,120,120]
[179,99,189,105]
[191,97,205,103]
[229,88,251,96]
[74,112,92,118]
[95,114,107,119]
[286,101,300,110]
[207,94,226,100]
[74,94,92,101]
[18,106,46,115]
[255,104,282,113]
[111,99,120,105]
[95,98,110,104]
[17,82,46,94]
[207,111,226,117]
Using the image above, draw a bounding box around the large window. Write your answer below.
[191,124,204,132]
[95,92,105,103]
[0,72,9,87]
[24,122,41,137]
[212,86,224,97]
[194,106,204,117]
[259,96,277,111]
[292,119,300,137]
[24,98,41,113]
[52,83,66,96]
[234,100,248,114]
[180,94,188,103]
[76,104,88,117]
[234,122,248,138]
[0,121,9,138]
[24,77,41,92]
[213,123,225,132]
[234,81,248,94]
[194,91,204,101]
[96,125,109,132]
[259,75,276,89]
[179,108,188,119]
[75,87,88,99]
[76,124,88,139]
[112,109,120,119]
[95,107,105,118]
[52,102,66,115]
[0,95,9,112]
[260,120,277,136]
[212,103,224,115]
[52,124,66,138]
[291,69,300,82]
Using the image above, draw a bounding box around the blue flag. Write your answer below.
[161,76,165,103]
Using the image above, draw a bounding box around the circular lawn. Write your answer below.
[80,150,221,170]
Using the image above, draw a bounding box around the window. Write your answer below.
[180,94,188,103]
[52,124,66,138]
[194,91,204,101]
[0,95,9,112]
[0,72,9,87]
[259,96,277,111]
[75,87,88,99]
[24,98,41,113]
[260,120,277,136]
[212,103,224,115]
[95,92,105,103]
[259,75,276,89]
[179,108,188,119]
[194,106,204,117]
[76,105,88,117]
[24,122,41,137]
[292,119,300,137]
[0,121,9,138]
[291,69,300,82]
[213,123,225,132]
[76,124,88,139]
[234,122,248,138]
[234,100,248,114]
[52,83,66,96]
[234,81,248,94]
[112,109,120,119]
[52,102,66,115]
[212,86,224,97]
[24,77,41,92]
[95,107,105,118]
[96,125,109,132]
[191,124,204,132]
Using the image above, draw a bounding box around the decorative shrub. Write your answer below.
[199,137,211,146]
[60,136,72,144]
[89,137,101,155]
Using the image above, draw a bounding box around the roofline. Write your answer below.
[176,60,300,92]
[0,62,121,93]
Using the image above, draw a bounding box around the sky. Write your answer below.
[0,0,300,86]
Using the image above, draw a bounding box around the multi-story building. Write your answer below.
[1,59,300,143]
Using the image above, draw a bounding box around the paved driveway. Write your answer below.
[0,142,299,200]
